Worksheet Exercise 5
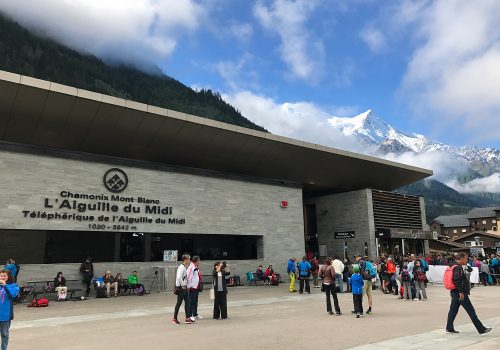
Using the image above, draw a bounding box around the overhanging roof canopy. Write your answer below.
[0,70,432,196]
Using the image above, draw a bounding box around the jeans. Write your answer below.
[312,273,319,287]
[299,277,310,293]
[324,284,340,313]
[336,273,344,293]
[415,280,427,299]
[446,291,486,333]
[402,281,411,299]
[289,273,296,292]
[0,321,10,350]
[173,288,189,321]
[188,289,199,318]
[213,291,227,319]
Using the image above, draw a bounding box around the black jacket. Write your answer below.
[212,270,230,294]
[53,277,66,288]
[452,264,471,295]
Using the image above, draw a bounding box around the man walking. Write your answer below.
[287,257,297,293]
[446,252,492,335]
[297,256,312,294]
[332,256,345,293]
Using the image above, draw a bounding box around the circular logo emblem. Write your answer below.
[103,168,128,193]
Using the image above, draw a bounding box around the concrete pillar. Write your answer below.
[366,189,377,260]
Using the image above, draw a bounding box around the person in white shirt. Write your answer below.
[186,256,202,322]
[332,257,345,293]
[171,254,193,325]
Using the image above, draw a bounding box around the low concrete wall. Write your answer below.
[17,259,292,294]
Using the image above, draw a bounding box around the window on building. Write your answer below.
[453,229,457,233]
[462,229,467,233]
[482,220,487,224]
[492,219,496,224]
[465,241,483,247]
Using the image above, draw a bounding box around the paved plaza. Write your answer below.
[10,283,500,349]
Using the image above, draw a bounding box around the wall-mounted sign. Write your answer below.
[334,231,355,239]
[375,228,391,239]
[103,168,128,193]
[163,250,178,262]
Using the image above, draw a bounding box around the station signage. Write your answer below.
[334,231,355,239]
[20,168,186,231]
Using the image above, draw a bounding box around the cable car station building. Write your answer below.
[0,70,433,283]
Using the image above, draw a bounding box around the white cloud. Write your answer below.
[0,0,204,69]
[359,26,386,53]
[223,90,364,152]
[212,54,260,91]
[253,0,324,82]
[447,173,500,193]
[398,0,500,144]
[229,22,254,42]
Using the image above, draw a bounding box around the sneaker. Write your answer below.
[366,309,372,315]
[335,312,342,316]
[190,317,196,322]
[480,327,492,336]
[446,330,459,334]
[328,311,334,315]
[185,318,195,324]
[171,319,180,325]
[195,315,203,320]
[356,313,360,318]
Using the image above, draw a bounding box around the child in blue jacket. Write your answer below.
[350,266,364,318]
[0,269,20,350]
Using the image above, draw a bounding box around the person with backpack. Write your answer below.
[413,260,427,300]
[287,257,297,293]
[386,257,397,294]
[0,269,19,350]
[297,256,312,294]
[320,257,341,316]
[310,257,320,288]
[128,271,145,295]
[355,255,374,315]
[400,266,411,300]
[445,252,492,335]
[350,266,364,318]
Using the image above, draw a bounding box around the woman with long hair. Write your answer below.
[320,257,341,316]
[212,261,230,320]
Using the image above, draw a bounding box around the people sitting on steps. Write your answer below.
[128,270,145,295]
[103,271,118,298]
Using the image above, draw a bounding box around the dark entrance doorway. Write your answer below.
[120,233,145,262]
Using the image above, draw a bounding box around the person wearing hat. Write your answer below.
[350,265,364,318]
[103,271,118,298]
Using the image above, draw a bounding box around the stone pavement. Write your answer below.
[10,284,500,349]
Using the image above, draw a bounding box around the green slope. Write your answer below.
[0,14,265,131]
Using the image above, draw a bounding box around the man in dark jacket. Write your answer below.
[446,252,492,335]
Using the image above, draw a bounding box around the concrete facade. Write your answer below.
[0,146,305,282]
[306,189,376,260]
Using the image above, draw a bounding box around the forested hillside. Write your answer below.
[0,14,265,131]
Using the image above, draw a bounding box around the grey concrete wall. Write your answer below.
[17,259,293,294]
[306,189,376,261]
[0,148,305,264]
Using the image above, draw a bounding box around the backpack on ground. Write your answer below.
[57,290,67,301]
[270,273,278,286]
[29,297,49,307]
[365,261,377,279]
[443,265,459,290]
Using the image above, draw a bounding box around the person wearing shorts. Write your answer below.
[356,255,373,315]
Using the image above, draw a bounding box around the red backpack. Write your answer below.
[29,297,49,307]
[443,265,459,290]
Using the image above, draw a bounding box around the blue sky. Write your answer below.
[3,0,500,149]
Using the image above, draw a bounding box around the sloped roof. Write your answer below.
[451,231,500,242]
[433,215,470,228]
[467,207,500,219]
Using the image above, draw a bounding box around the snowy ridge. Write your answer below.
[326,110,500,173]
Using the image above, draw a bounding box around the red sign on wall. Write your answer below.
[280,200,288,208]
